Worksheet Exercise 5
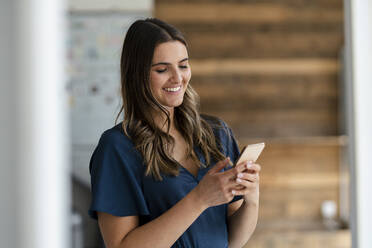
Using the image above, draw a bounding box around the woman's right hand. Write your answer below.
[194,158,247,208]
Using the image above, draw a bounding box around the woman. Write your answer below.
[88,18,261,248]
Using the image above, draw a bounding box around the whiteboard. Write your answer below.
[67,12,150,185]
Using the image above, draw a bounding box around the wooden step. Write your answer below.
[234,136,346,222]
[208,109,338,137]
[259,187,339,221]
[185,30,342,59]
[189,58,339,75]
[157,0,342,9]
[194,74,338,110]
[245,229,350,248]
[155,3,343,24]
[238,135,347,146]
[172,21,343,34]
[255,219,330,232]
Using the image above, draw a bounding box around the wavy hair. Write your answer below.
[115,18,226,180]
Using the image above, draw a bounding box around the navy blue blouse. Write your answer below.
[88,115,242,248]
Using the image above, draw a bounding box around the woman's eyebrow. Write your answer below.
[151,58,188,67]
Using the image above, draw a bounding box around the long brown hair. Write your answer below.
[115,18,226,180]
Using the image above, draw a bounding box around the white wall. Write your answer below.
[344,0,372,247]
[352,1,372,247]
[67,0,153,186]
[69,0,153,12]
[0,0,17,246]
[0,0,71,247]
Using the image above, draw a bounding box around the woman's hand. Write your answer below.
[233,161,261,205]
[194,158,249,208]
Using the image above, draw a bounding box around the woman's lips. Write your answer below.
[163,85,181,93]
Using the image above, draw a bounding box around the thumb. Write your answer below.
[209,157,230,174]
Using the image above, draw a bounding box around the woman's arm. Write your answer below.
[99,187,206,248]
[227,161,261,248]
[227,200,259,248]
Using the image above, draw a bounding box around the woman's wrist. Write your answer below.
[242,197,259,209]
[189,187,209,212]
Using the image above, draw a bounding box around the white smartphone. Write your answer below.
[234,142,265,166]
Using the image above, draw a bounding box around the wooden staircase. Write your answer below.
[155,0,350,247]
[242,136,350,247]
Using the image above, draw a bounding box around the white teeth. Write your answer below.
[164,86,181,92]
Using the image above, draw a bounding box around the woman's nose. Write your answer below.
[171,69,183,83]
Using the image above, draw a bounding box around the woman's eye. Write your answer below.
[179,65,188,69]
[156,68,167,73]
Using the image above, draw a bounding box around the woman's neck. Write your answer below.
[153,108,176,134]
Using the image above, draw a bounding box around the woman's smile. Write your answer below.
[163,85,182,93]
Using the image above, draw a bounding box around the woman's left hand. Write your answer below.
[233,161,261,205]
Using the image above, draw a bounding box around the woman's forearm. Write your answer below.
[120,188,207,248]
[227,200,259,248]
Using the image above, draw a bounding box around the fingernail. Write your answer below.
[232,190,236,195]
[236,178,242,183]
[246,161,253,168]
[237,173,243,178]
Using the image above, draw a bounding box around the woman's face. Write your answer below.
[150,41,191,111]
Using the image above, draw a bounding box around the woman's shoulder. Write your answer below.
[200,114,239,160]
[201,113,225,127]
[200,114,232,141]
[90,122,143,173]
[97,122,136,152]
[200,114,230,131]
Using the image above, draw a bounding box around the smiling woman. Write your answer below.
[88,18,260,248]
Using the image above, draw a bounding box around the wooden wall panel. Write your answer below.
[186,31,342,59]
[245,230,350,248]
[259,188,338,220]
[155,3,343,24]
[189,59,339,75]
[248,142,341,221]
[158,0,342,8]
[176,21,344,33]
[192,73,339,137]
[206,109,338,137]
[193,75,338,108]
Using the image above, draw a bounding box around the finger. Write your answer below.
[223,161,248,179]
[235,160,249,168]
[236,173,259,183]
[245,162,261,173]
[234,185,245,190]
[209,157,230,174]
[232,183,258,195]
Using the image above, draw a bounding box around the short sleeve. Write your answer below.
[88,129,150,220]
